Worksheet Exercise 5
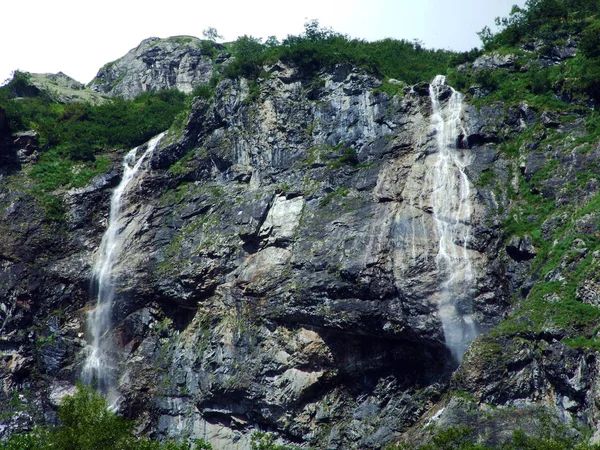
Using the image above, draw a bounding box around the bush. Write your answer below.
[51,385,134,450]
[0,384,212,450]
[223,20,454,84]
[473,69,500,90]
[480,0,600,51]
[225,35,266,79]
[580,20,600,58]
[250,432,300,450]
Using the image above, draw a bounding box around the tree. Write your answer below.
[302,19,335,40]
[202,27,223,42]
[0,384,213,450]
[51,384,134,450]
[227,35,265,78]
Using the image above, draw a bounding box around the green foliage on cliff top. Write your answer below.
[479,0,600,51]
[1,81,187,161]
[224,20,458,84]
[456,0,600,105]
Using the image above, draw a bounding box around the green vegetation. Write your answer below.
[202,27,223,43]
[0,73,191,221]
[0,72,191,222]
[223,20,457,84]
[374,78,407,98]
[494,281,600,337]
[328,146,359,169]
[489,145,600,340]
[319,186,349,207]
[250,432,301,450]
[450,0,600,104]
[30,149,111,191]
[1,79,187,162]
[0,384,212,450]
[386,425,600,449]
[458,0,600,359]
[479,0,600,51]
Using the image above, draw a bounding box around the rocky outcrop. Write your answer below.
[472,53,516,71]
[28,72,106,104]
[89,36,221,99]
[0,128,39,173]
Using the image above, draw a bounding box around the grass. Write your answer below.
[319,186,349,207]
[30,148,111,191]
[564,336,600,352]
[374,78,406,98]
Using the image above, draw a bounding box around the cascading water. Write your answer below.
[429,75,478,362]
[82,133,164,403]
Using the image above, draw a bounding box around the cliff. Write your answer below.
[3,4,600,448]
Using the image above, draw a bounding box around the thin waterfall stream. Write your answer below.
[428,75,478,362]
[82,133,164,403]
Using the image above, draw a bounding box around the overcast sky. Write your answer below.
[1,0,525,85]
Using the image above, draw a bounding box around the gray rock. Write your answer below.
[472,53,516,71]
[506,235,537,261]
[541,111,560,127]
[89,36,219,99]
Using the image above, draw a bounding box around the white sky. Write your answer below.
[1,0,525,85]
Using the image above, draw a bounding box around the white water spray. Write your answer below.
[82,133,164,402]
[429,75,478,362]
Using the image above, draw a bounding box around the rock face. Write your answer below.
[4,35,600,450]
[138,69,508,449]
[89,36,220,99]
[0,60,514,449]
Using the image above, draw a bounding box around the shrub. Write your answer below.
[580,21,600,58]
[225,35,267,79]
[222,20,454,84]
[479,0,600,51]
[250,432,300,450]
[0,384,211,450]
[51,385,134,450]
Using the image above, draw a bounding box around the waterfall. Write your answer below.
[82,132,164,403]
[428,75,478,362]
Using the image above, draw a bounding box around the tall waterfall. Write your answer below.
[429,75,478,362]
[82,133,164,402]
